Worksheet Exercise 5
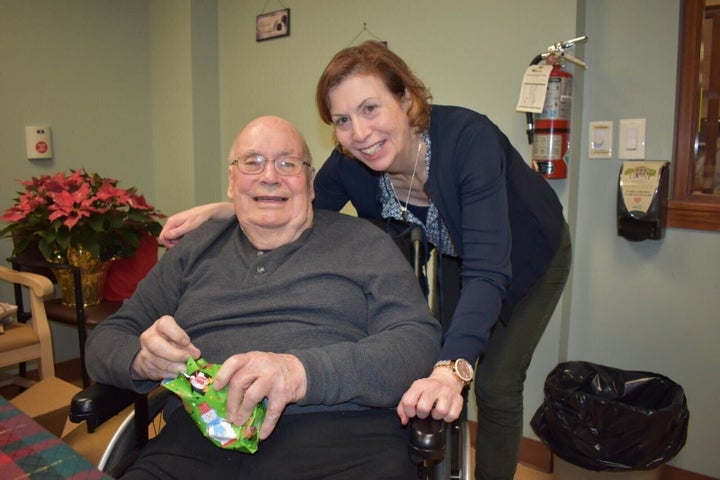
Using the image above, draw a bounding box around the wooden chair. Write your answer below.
[0,265,55,388]
[8,245,121,388]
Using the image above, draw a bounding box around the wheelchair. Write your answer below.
[68,222,472,479]
[70,384,470,478]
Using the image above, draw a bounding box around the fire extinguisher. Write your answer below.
[525,36,587,179]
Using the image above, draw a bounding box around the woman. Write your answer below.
[160,41,571,480]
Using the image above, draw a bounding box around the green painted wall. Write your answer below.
[0,1,716,476]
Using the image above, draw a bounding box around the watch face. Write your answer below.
[455,359,473,382]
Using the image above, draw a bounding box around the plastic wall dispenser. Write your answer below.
[617,161,669,241]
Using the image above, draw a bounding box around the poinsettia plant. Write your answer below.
[0,169,164,262]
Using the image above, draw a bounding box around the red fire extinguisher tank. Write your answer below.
[532,64,572,179]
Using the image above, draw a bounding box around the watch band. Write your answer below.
[433,359,473,386]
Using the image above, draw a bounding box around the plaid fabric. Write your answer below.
[0,398,109,479]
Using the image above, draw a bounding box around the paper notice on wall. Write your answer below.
[516,64,553,113]
[619,161,666,215]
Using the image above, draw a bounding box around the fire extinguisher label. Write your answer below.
[536,76,572,121]
[532,133,563,160]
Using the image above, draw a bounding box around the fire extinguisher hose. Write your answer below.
[525,53,545,145]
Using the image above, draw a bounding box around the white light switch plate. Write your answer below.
[619,118,645,159]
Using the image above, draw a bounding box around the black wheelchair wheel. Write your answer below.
[101,389,170,477]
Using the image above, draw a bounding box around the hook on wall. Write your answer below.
[347,22,387,47]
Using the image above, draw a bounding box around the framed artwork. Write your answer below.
[256,9,290,42]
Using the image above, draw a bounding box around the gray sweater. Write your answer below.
[86,210,441,415]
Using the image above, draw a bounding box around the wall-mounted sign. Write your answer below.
[256,9,290,42]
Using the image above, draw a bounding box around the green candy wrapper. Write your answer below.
[162,357,266,452]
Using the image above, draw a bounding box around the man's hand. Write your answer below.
[131,315,201,381]
[213,352,307,440]
[159,202,233,248]
[396,367,465,425]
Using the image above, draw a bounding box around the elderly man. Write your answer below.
[85,116,440,479]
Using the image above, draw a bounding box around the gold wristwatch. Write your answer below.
[433,359,474,386]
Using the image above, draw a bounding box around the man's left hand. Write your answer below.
[213,351,307,440]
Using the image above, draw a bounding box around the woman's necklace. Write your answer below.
[389,141,422,222]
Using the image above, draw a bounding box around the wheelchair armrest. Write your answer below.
[408,417,447,462]
[69,383,141,433]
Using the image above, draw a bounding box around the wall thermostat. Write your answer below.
[25,125,53,159]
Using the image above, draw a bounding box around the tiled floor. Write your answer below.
[468,445,552,480]
[0,361,83,400]
[515,463,554,480]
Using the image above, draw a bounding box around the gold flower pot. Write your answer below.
[51,245,113,307]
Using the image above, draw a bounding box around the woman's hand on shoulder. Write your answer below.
[159,202,234,247]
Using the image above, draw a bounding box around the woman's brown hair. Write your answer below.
[316,41,432,133]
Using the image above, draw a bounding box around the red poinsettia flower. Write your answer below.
[0,168,164,261]
[47,183,96,228]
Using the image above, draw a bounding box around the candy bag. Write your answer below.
[162,357,266,452]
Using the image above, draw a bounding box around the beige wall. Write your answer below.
[0,1,717,477]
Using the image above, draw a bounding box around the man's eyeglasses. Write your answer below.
[231,155,311,176]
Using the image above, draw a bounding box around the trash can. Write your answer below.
[531,361,689,478]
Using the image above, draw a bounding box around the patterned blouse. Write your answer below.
[378,131,458,257]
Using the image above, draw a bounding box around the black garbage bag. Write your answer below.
[531,361,689,471]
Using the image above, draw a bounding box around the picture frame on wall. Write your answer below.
[256,9,290,42]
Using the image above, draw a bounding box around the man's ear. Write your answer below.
[226,166,235,199]
[309,167,316,200]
